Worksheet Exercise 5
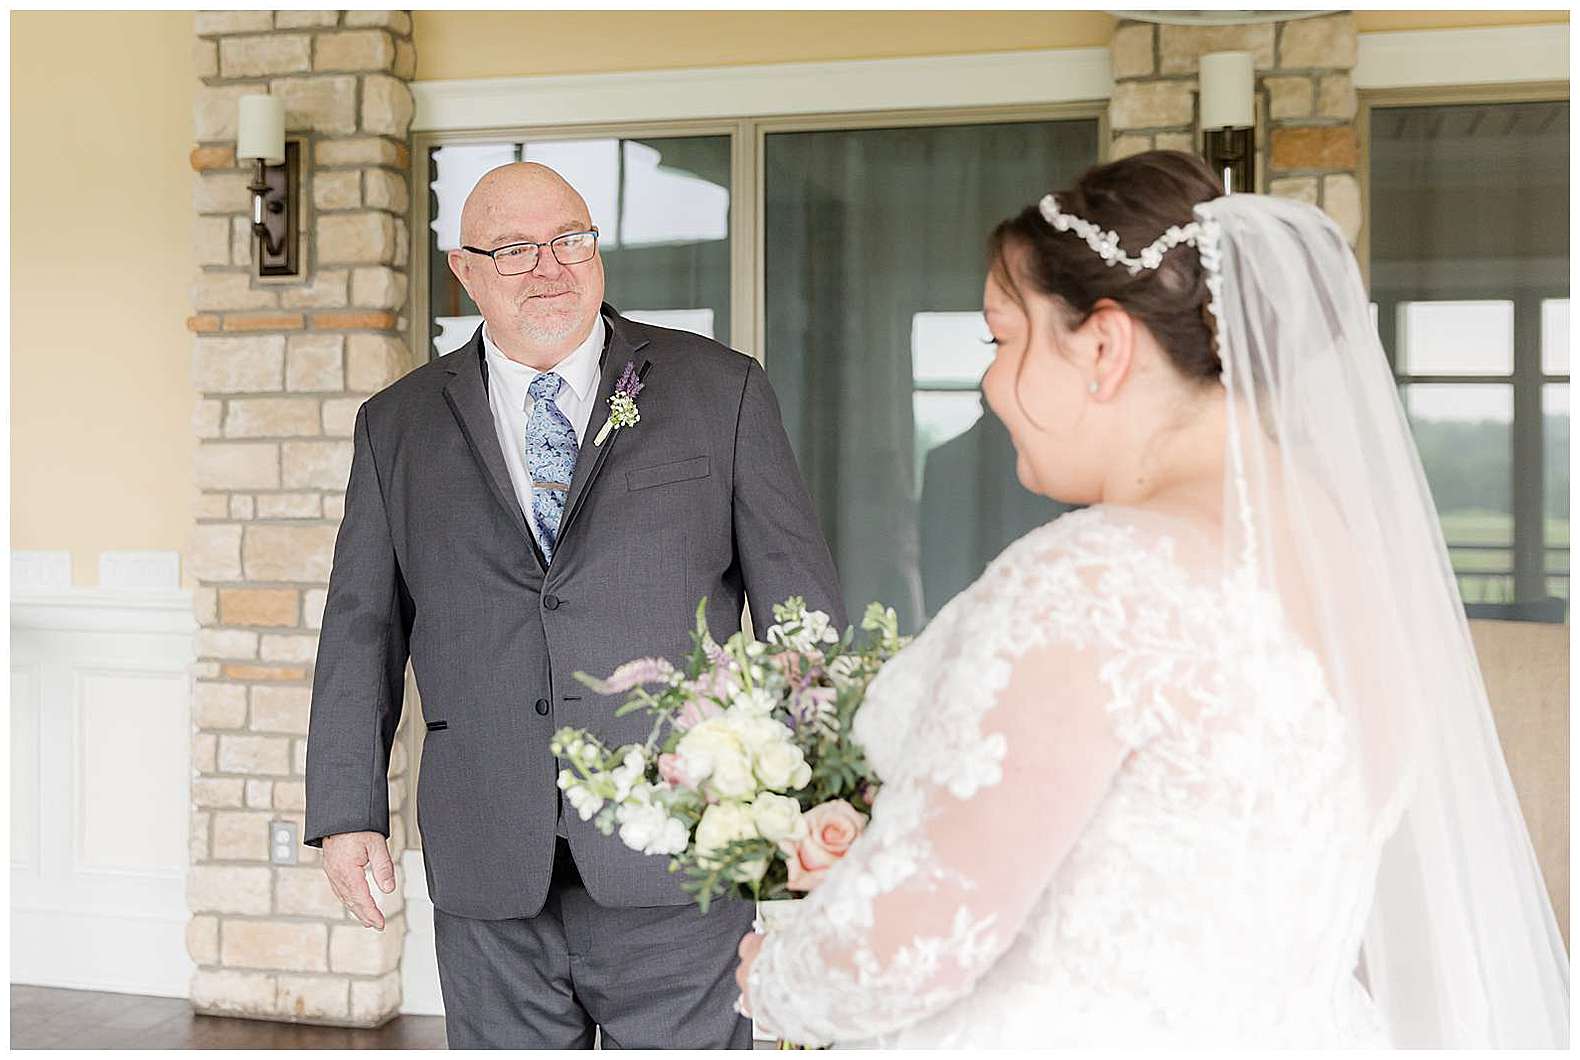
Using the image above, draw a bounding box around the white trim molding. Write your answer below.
[1355,26,1570,90]
[413,47,1112,131]
[412,25,1568,134]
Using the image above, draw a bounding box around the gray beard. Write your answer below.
[515,309,587,348]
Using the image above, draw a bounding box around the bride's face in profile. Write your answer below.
[980,260,1128,507]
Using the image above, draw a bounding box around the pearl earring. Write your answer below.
[1087,380,1100,395]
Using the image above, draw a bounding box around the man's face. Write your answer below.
[450,177,607,357]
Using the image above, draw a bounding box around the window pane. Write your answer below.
[1372,99,1569,619]
[1545,384,1569,601]
[764,118,1099,630]
[1543,298,1569,375]
[1399,300,1513,375]
[426,136,731,359]
[1404,384,1514,604]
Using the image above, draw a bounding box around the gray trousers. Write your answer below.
[434,839,756,1049]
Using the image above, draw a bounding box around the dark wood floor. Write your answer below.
[10,985,447,1049]
[11,985,778,1049]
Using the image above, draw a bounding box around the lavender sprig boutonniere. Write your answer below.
[594,360,647,446]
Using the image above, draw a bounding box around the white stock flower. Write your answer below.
[616,797,689,856]
[610,745,647,803]
[749,792,806,844]
[801,609,838,646]
[565,783,604,821]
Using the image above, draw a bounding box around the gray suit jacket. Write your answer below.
[304,306,845,919]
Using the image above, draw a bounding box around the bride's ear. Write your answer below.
[1084,299,1136,401]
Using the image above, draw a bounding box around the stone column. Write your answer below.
[185,9,417,1027]
[1107,13,1361,246]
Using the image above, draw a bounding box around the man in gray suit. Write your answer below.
[304,163,844,1048]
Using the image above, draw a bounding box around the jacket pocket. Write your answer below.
[626,455,710,491]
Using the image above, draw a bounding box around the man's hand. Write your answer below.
[322,831,397,931]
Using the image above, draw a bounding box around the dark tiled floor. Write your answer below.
[10,985,447,1049]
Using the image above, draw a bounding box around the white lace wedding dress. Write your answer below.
[747,505,1392,1048]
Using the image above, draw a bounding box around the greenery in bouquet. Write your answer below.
[551,597,906,912]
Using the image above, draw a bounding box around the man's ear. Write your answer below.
[1086,299,1136,400]
[446,249,470,294]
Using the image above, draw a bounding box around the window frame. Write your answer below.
[409,102,1108,371]
[1359,83,1571,609]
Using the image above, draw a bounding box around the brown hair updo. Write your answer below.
[989,149,1225,384]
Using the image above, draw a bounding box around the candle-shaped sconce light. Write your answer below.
[237,94,299,276]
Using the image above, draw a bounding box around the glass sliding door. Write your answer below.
[763,117,1101,631]
[1368,98,1569,620]
[425,134,733,359]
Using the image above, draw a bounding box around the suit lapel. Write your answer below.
[440,327,548,572]
[559,306,651,546]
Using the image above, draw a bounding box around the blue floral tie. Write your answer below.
[525,372,578,562]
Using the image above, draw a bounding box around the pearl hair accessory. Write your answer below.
[1039,194,1208,277]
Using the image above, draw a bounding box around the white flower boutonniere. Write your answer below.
[594,359,649,446]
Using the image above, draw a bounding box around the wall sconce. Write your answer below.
[1198,51,1256,194]
[237,94,299,276]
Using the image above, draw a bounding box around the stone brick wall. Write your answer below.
[185,9,416,1027]
[1107,12,1361,246]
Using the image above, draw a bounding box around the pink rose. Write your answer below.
[657,753,694,789]
[779,799,867,893]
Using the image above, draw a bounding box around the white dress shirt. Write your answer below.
[482,315,607,523]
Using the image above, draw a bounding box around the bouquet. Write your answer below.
[550,596,906,912]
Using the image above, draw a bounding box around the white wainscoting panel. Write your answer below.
[10,584,196,997]
[399,850,445,1016]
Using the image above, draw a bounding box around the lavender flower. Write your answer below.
[581,656,675,695]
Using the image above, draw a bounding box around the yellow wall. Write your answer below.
[1355,10,1569,33]
[414,10,1117,81]
[11,11,196,587]
[415,9,1570,82]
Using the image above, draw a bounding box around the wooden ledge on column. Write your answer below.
[311,310,398,330]
[223,663,309,682]
[224,312,306,332]
[191,144,237,172]
[189,314,223,333]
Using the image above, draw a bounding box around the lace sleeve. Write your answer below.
[745,513,1174,1045]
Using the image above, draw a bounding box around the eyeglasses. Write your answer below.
[461,229,599,276]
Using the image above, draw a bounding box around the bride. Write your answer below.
[733,151,1568,1048]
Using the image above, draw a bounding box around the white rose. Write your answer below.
[676,719,757,800]
[750,792,806,844]
[694,802,758,861]
[755,738,812,791]
[730,687,776,716]
[709,750,759,800]
[728,713,791,753]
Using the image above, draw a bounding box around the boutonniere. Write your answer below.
[594,359,650,446]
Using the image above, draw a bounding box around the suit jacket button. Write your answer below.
[544,594,560,610]
[535,698,550,716]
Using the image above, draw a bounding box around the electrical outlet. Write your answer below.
[270,820,299,865]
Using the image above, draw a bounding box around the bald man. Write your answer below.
[303,163,844,1047]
